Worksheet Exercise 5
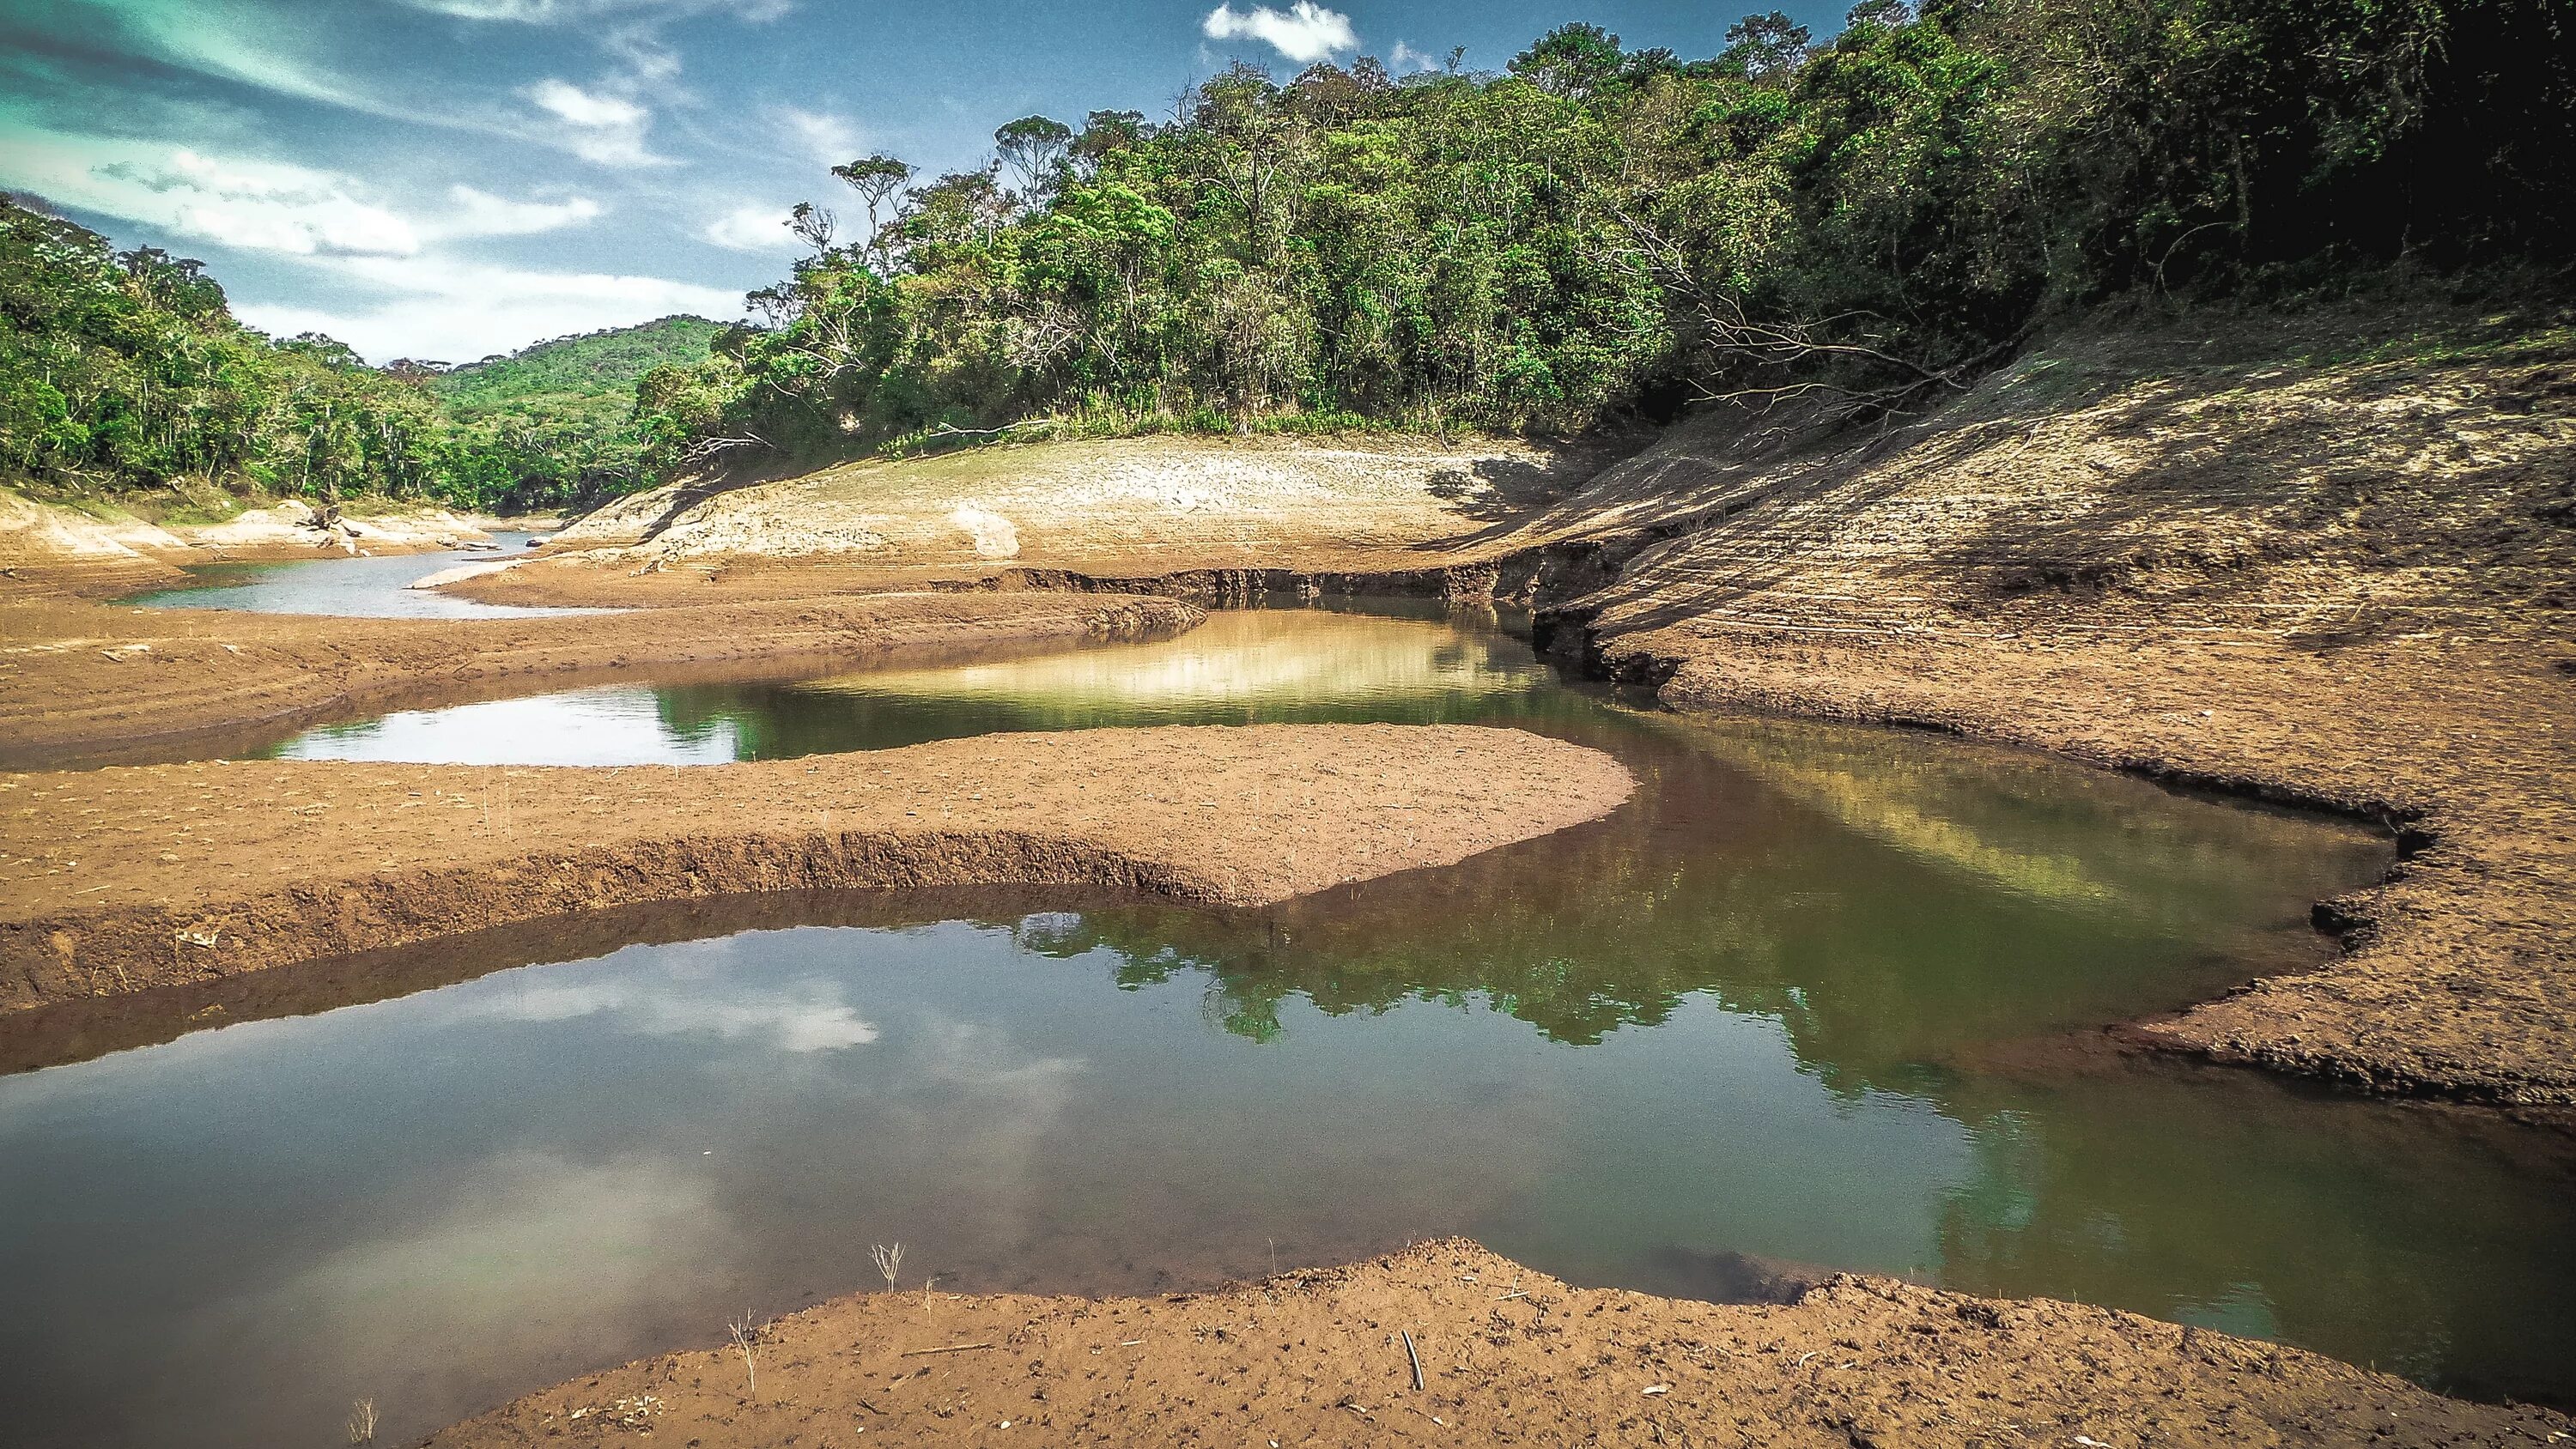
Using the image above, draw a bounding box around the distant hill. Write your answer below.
[431,316,725,431]
[426,316,727,511]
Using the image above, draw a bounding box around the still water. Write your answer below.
[121,531,591,619]
[5,602,2570,1449]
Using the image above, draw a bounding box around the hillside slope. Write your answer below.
[477,433,1625,600]
[1518,302,2575,1103]
[428,316,722,423]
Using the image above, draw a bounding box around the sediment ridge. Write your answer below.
[424,1238,2572,1448]
[0,724,1635,1013]
[0,590,1202,768]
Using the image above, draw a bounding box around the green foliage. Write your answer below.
[0,197,442,503]
[9,0,2570,505]
[661,0,2572,476]
[425,317,723,511]
[0,194,720,513]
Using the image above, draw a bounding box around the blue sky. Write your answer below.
[0,0,1844,363]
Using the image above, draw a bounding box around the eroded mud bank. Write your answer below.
[0,724,1632,1011]
[426,1240,2572,1448]
[0,591,1201,768]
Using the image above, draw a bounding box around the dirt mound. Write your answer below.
[424,1238,2567,1448]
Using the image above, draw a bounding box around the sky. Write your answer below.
[0,0,1846,364]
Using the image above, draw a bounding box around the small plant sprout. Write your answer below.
[345,1397,377,1445]
[726,1310,762,1393]
[872,1241,904,1292]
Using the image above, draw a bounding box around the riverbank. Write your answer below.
[0,591,1200,767]
[1531,308,2575,1106]
[0,486,548,597]
[427,1238,2570,1447]
[0,724,1633,1012]
[416,303,2576,1107]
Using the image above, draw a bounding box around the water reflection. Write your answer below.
[123,533,596,620]
[259,606,1565,763]
[3,916,2567,1449]
[9,601,2570,1449]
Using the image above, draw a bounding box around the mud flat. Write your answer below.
[427,1239,2569,1448]
[0,723,1632,1011]
[0,591,1200,767]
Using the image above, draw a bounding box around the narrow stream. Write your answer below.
[7,597,2571,1449]
[121,531,590,620]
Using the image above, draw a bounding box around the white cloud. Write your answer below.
[1388,40,1443,73]
[0,126,604,261]
[404,0,793,21]
[526,77,666,167]
[1201,2,1358,64]
[237,252,743,363]
[442,185,602,238]
[462,976,880,1052]
[527,78,643,130]
[702,203,794,252]
[407,0,795,82]
[776,105,863,166]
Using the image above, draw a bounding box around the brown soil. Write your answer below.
[1523,311,2576,1106]
[0,724,1632,1013]
[0,591,1200,768]
[434,307,2576,1107]
[426,1239,2568,1448]
[0,488,536,595]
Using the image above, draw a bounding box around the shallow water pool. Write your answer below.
[121,531,592,619]
[7,602,2570,1449]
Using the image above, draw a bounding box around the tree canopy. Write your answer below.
[8,0,2570,509]
[0,200,718,513]
[637,0,2573,475]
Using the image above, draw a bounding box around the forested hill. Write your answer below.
[429,318,723,415]
[425,318,725,510]
[636,0,2575,476]
[0,191,721,514]
[7,0,2573,514]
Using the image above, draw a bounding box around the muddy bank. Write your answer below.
[0,724,1632,1012]
[0,591,1200,768]
[1,488,539,597]
[427,1239,2568,1448]
[1505,311,2576,1106]
[1600,634,2575,1106]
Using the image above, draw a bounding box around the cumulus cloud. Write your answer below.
[702,203,795,252]
[1200,2,1358,64]
[0,127,603,259]
[776,105,863,166]
[236,252,744,363]
[526,77,665,167]
[1388,40,1444,73]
